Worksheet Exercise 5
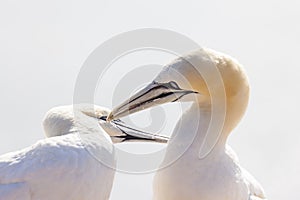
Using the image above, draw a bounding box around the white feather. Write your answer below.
[0,105,116,200]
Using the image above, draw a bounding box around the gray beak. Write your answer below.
[107,81,197,121]
[99,116,169,143]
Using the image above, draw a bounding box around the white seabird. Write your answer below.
[107,48,267,200]
[0,104,168,200]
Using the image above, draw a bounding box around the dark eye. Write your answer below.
[152,81,159,85]
[99,116,107,121]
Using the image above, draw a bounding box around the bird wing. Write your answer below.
[0,182,31,200]
[242,168,267,200]
[249,195,268,200]
[226,146,267,200]
[0,134,95,199]
[0,134,84,183]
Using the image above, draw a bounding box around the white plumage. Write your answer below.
[0,104,167,200]
[108,48,267,200]
[0,105,115,200]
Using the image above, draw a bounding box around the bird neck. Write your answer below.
[168,102,230,159]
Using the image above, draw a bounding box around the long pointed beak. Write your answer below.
[99,116,169,143]
[107,81,197,121]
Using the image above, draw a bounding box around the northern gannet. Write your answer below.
[107,49,267,200]
[0,104,168,200]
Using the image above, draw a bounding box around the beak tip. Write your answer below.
[106,113,114,122]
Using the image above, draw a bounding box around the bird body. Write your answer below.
[0,105,115,200]
[0,132,115,200]
[152,105,248,200]
[0,104,167,200]
[153,103,265,200]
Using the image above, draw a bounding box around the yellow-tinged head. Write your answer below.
[108,48,250,134]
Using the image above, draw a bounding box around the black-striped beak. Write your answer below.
[99,116,169,143]
[107,81,197,121]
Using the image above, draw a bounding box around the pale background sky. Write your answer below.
[0,0,300,199]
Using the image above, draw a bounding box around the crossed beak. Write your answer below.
[107,81,198,122]
[99,116,169,143]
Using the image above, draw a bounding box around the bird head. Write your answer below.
[43,104,169,143]
[107,48,250,134]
